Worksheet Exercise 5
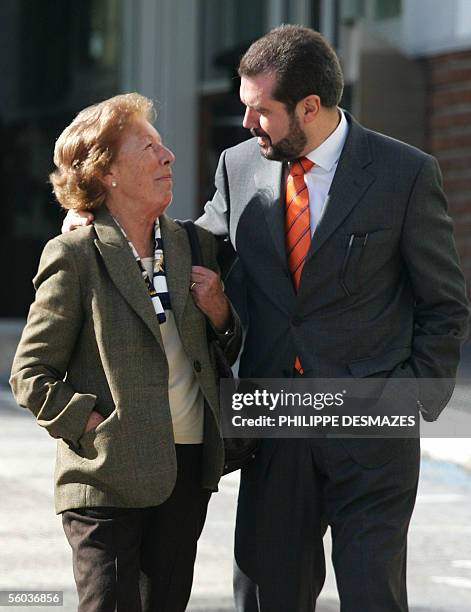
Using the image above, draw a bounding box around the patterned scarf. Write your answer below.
[115,217,171,324]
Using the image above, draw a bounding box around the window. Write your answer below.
[374,0,401,20]
[199,0,268,83]
[0,0,122,316]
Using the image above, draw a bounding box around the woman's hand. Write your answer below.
[62,209,94,233]
[190,266,230,332]
[83,410,105,434]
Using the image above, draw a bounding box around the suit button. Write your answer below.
[292,315,302,326]
[194,360,202,373]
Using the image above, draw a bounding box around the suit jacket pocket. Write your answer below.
[348,346,419,406]
[77,409,118,460]
[348,346,412,377]
[339,229,392,296]
[342,346,419,469]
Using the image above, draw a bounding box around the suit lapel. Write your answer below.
[159,214,191,329]
[255,159,288,270]
[93,207,165,352]
[253,116,375,276]
[306,114,375,260]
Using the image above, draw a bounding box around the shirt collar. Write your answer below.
[305,108,349,172]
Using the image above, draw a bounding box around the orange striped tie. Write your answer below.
[285,156,314,373]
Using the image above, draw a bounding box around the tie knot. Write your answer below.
[289,157,314,177]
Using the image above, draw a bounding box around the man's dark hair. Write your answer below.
[238,24,344,111]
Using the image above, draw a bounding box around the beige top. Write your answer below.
[142,257,204,444]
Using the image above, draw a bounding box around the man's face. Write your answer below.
[240,73,307,162]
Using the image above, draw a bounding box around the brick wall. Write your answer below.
[424,49,471,292]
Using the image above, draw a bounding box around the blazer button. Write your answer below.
[194,360,202,373]
[292,315,302,327]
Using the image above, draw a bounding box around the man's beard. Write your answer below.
[251,112,307,162]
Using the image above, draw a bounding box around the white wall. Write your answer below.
[364,0,471,57]
[351,0,471,57]
[404,0,471,56]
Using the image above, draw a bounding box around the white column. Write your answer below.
[320,0,336,42]
[121,0,198,219]
[292,0,312,24]
[267,0,286,28]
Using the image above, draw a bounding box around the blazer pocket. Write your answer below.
[343,347,419,468]
[348,346,412,378]
[77,409,118,459]
[339,229,392,296]
[348,346,419,422]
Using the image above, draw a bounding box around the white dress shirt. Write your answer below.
[303,109,349,235]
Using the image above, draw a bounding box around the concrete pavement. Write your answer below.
[420,344,471,470]
[0,320,23,385]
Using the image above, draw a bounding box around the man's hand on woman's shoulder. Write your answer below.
[62,209,95,233]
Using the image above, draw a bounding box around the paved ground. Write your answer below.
[1,385,471,612]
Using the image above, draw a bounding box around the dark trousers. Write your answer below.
[234,437,420,612]
[62,444,211,612]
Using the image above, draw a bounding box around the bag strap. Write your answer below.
[177,217,237,284]
[177,219,223,341]
[176,219,203,266]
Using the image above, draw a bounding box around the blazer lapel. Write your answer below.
[93,207,164,352]
[253,117,375,272]
[159,215,191,329]
[307,114,375,260]
[255,159,288,270]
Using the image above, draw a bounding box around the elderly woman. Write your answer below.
[10,93,241,612]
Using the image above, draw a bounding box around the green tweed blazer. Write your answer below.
[10,207,241,514]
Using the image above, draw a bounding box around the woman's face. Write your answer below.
[108,117,175,215]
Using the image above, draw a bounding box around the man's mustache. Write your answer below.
[250,128,271,141]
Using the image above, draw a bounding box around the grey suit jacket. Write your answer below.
[199,112,469,422]
[10,207,241,513]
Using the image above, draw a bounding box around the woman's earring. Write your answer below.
[111,181,117,188]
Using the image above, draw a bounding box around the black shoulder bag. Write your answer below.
[177,219,258,475]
